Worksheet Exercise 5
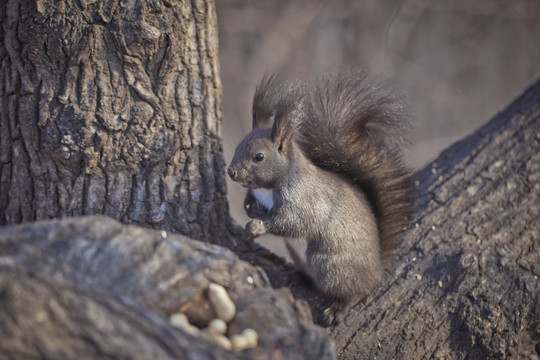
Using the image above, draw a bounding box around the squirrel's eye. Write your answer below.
[254,153,265,161]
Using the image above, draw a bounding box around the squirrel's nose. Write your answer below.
[227,167,237,180]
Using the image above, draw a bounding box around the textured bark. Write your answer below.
[0,216,336,360]
[0,0,230,244]
[325,81,540,359]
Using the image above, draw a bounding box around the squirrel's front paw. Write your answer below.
[245,201,267,219]
[244,219,266,240]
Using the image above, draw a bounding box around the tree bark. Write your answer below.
[0,0,231,244]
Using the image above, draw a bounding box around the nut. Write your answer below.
[207,283,236,322]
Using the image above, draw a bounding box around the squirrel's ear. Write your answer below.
[271,99,295,153]
[252,74,280,129]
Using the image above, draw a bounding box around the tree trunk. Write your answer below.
[0,0,231,244]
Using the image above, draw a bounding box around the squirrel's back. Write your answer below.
[298,70,414,257]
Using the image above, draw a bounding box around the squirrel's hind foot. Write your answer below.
[316,299,350,327]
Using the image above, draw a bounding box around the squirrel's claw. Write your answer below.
[242,231,256,241]
[316,300,348,327]
[244,219,266,240]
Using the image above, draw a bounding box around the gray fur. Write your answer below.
[227,70,414,326]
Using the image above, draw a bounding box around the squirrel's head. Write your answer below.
[228,98,296,189]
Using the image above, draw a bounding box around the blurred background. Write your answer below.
[216,0,540,253]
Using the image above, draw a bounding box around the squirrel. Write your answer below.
[227,70,414,326]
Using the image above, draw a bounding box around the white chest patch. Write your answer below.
[252,188,274,210]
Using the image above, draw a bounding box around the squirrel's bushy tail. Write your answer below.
[299,69,414,256]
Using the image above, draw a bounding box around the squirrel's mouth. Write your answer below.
[239,180,260,189]
[240,182,252,189]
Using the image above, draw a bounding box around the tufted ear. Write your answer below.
[252,74,281,129]
[271,96,298,154]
